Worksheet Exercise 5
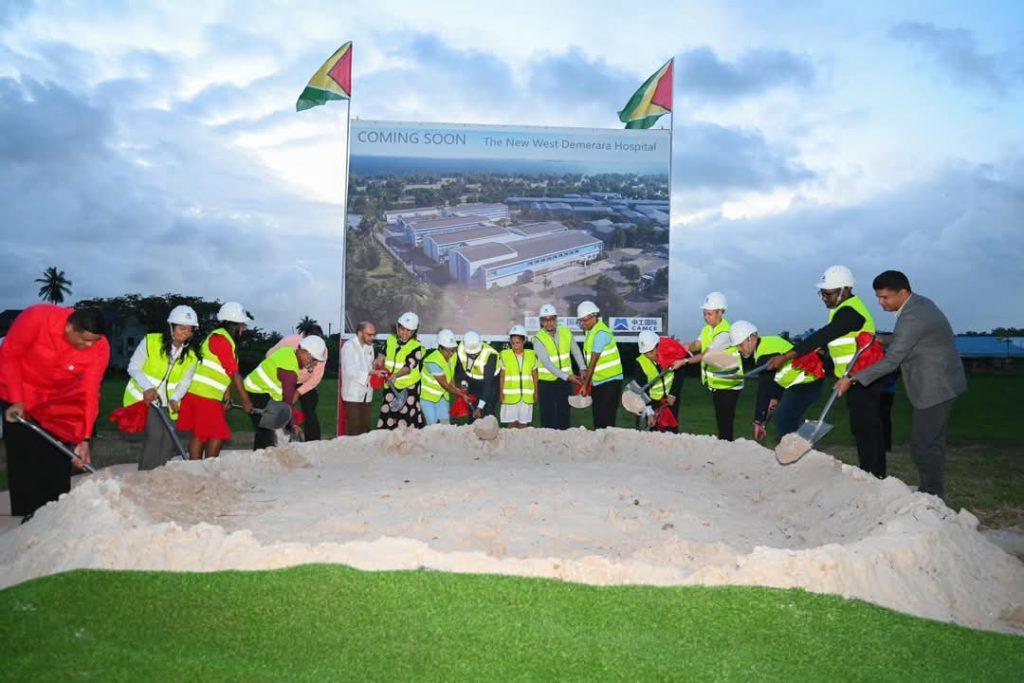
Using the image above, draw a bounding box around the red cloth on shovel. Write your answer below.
[370,370,389,391]
[851,331,885,374]
[450,393,476,418]
[109,401,149,433]
[574,381,591,397]
[791,350,826,379]
[654,401,678,429]
[291,406,305,426]
[656,337,689,369]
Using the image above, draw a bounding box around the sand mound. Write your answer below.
[1,426,1021,634]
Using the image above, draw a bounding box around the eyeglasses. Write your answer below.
[819,288,841,299]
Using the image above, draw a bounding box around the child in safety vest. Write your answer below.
[498,325,538,428]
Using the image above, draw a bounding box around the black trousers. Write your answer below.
[537,379,571,430]
[711,389,740,441]
[249,393,277,450]
[846,381,886,478]
[465,378,495,421]
[911,398,956,498]
[880,392,895,452]
[3,420,73,517]
[591,380,621,429]
[299,388,321,441]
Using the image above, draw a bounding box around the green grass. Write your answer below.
[2,565,1022,681]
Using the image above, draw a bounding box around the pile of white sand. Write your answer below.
[1,426,1022,634]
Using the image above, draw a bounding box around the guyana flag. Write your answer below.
[617,59,673,129]
[296,42,352,112]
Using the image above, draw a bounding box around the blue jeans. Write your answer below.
[773,380,825,437]
[421,398,451,425]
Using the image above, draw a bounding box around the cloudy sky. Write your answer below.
[1,0,1022,337]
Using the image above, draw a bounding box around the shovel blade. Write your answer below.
[258,401,293,430]
[389,390,408,412]
[796,420,833,445]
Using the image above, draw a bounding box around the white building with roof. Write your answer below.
[384,206,442,224]
[423,225,513,263]
[449,202,509,221]
[450,230,603,289]
[401,214,492,245]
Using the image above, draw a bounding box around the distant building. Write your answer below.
[401,214,492,246]
[0,309,24,342]
[450,230,603,289]
[955,336,1024,357]
[449,202,509,222]
[384,206,442,225]
[583,219,617,242]
[508,221,567,238]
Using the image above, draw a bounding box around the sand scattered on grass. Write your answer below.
[1,425,1022,634]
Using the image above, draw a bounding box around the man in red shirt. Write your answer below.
[0,305,110,520]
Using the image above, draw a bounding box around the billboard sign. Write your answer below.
[344,120,670,339]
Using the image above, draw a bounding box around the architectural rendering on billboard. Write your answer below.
[343,120,670,337]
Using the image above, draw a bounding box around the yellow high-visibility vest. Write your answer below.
[122,333,198,419]
[500,348,537,405]
[188,328,236,401]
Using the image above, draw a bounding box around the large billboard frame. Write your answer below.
[341,119,672,345]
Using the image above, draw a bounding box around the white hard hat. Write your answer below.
[728,320,758,347]
[539,303,558,318]
[437,328,457,348]
[299,335,328,361]
[509,324,528,338]
[701,291,728,311]
[817,265,855,290]
[462,330,482,354]
[397,311,419,330]
[576,300,600,318]
[637,330,660,354]
[218,301,252,324]
[167,305,198,327]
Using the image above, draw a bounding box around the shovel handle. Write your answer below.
[811,334,877,428]
[149,400,189,460]
[15,416,96,474]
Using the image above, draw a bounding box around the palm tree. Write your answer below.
[35,267,72,304]
[296,316,319,335]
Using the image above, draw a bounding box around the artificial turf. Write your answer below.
[2,565,1022,681]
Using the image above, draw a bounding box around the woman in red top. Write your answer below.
[0,305,110,520]
[176,302,252,460]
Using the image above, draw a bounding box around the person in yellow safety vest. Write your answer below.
[577,300,623,429]
[766,265,886,477]
[377,311,426,429]
[455,330,500,421]
[177,301,254,460]
[244,335,328,449]
[499,325,538,428]
[682,292,741,441]
[123,305,200,470]
[420,329,471,426]
[633,330,686,432]
[532,303,586,430]
[728,321,824,443]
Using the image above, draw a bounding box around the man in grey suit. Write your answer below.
[836,271,967,497]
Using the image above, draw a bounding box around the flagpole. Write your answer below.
[337,94,353,437]
[666,58,674,337]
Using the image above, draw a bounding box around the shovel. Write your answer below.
[15,416,96,474]
[231,401,293,430]
[716,361,771,381]
[385,376,409,412]
[150,400,188,460]
[775,335,876,465]
[621,346,693,416]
